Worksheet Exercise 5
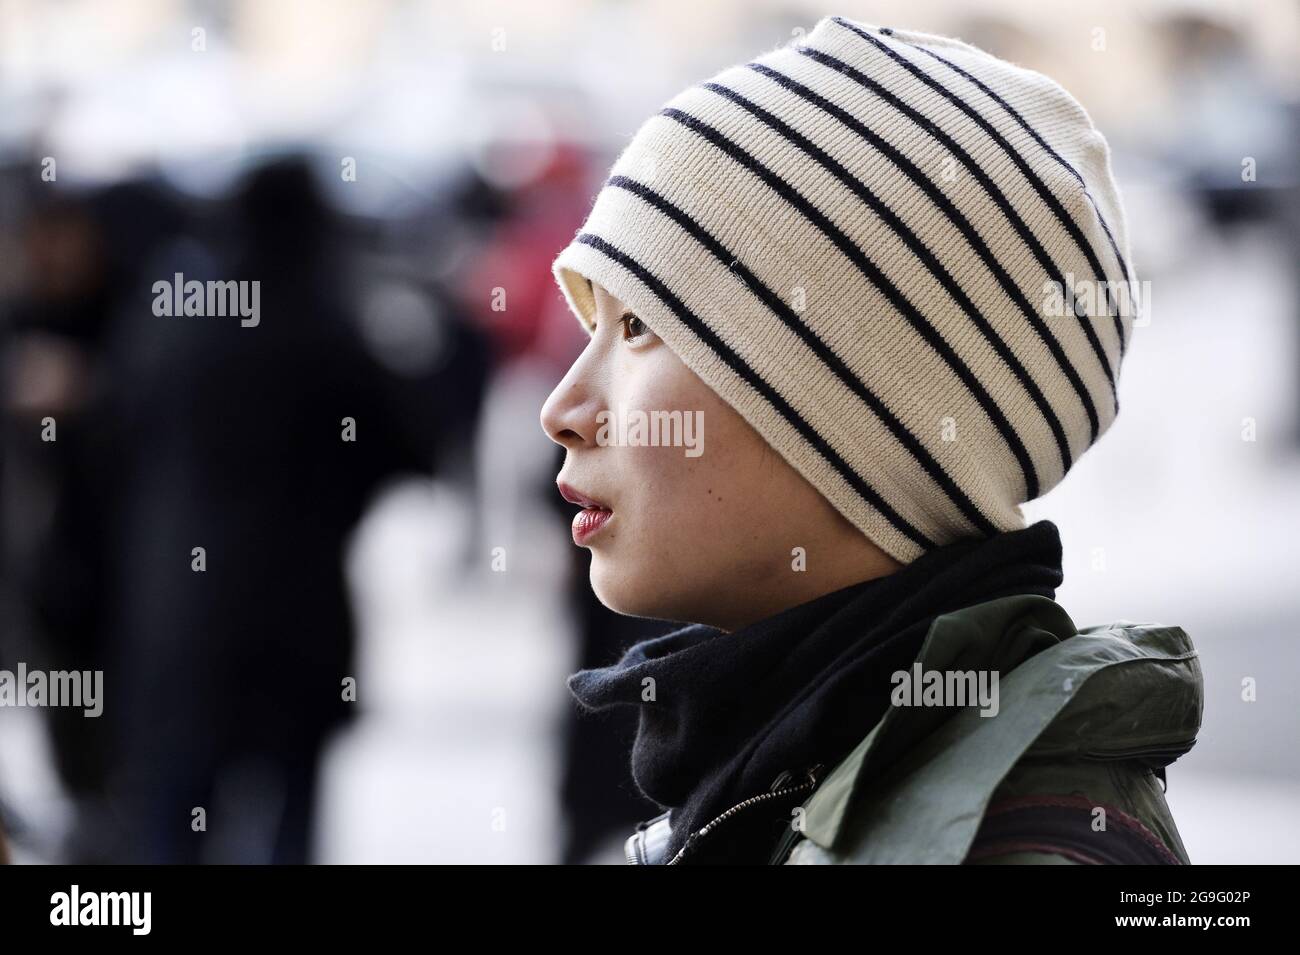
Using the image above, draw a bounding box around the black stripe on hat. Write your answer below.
[746,60,1103,450]
[829,17,1127,363]
[702,78,1075,480]
[572,231,940,551]
[606,174,1002,538]
[661,105,1043,501]
[795,44,1120,418]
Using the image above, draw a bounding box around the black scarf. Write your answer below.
[566,519,1065,863]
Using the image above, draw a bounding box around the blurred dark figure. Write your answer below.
[2,190,121,861]
[89,156,488,863]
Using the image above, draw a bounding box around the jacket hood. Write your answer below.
[798,594,1203,862]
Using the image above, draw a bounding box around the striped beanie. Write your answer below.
[550,15,1138,565]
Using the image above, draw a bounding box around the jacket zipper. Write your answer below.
[665,763,826,865]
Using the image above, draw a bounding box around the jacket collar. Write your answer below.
[796,594,1203,862]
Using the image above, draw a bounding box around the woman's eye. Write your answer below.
[620,312,650,342]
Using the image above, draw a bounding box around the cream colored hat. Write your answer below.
[551,15,1138,564]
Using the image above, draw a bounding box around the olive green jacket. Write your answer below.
[777,594,1203,864]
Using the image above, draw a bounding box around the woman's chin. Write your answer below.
[590,568,670,621]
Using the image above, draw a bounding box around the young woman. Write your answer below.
[540,16,1202,865]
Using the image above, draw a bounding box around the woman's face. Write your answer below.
[540,280,902,632]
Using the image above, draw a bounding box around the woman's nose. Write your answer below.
[540,362,598,450]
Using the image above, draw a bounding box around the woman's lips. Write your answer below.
[557,481,614,546]
[571,506,613,545]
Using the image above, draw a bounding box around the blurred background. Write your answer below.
[0,0,1297,864]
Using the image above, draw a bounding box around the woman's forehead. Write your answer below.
[590,278,626,311]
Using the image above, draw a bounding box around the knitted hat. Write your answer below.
[550,15,1138,565]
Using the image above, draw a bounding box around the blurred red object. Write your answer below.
[459,139,597,371]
